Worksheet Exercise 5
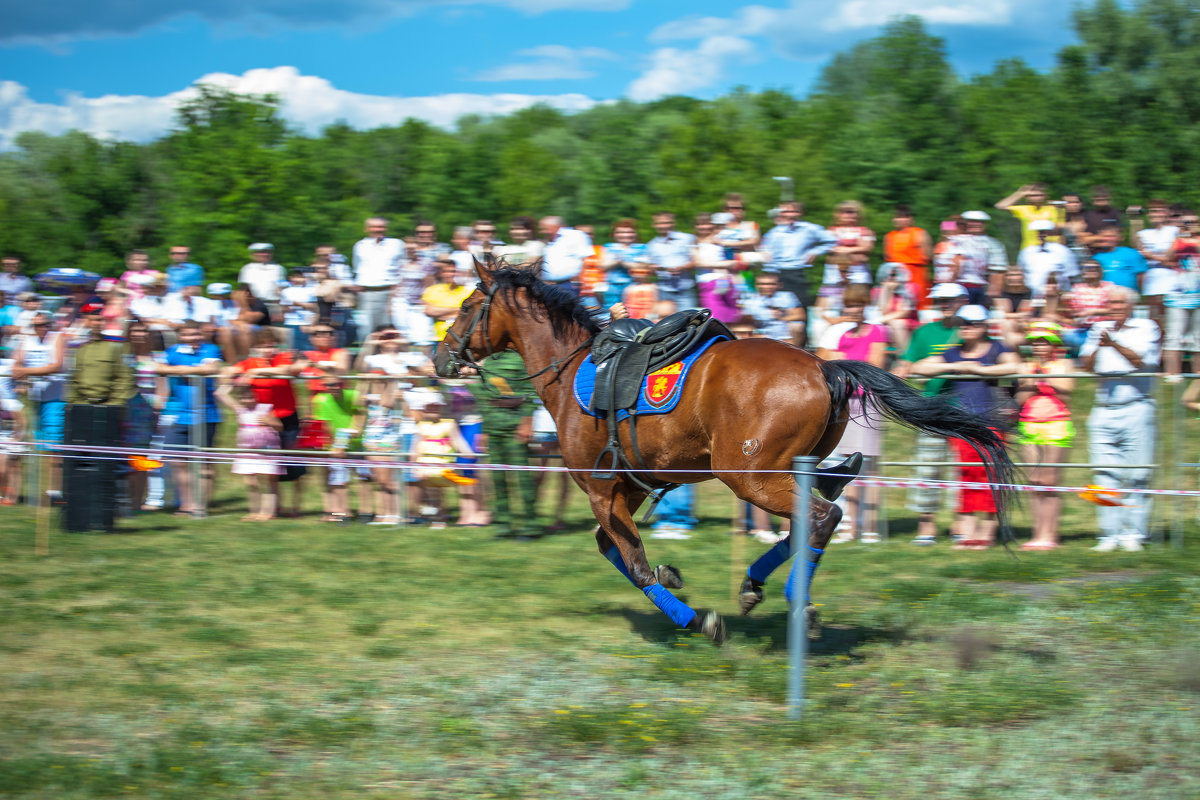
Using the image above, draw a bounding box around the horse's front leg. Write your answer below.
[588,483,724,645]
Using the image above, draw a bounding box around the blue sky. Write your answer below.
[0,0,1079,148]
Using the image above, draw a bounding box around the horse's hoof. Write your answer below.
[738,576,764,616]
[804,603,821,640]
[698,610,726,645]
[654,564,684,589]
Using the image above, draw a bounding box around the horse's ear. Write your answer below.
[475,254,497,284]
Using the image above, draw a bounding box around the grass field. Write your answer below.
[2,448,1200,799]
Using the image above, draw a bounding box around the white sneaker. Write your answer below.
[751,529,782,544]
[860,531,881,544]
[830,531,854,544]
[1091,538,1120,552]
[1118,537,1144,552]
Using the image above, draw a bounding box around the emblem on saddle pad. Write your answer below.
[644,362,684,408]
[742,439,762,456]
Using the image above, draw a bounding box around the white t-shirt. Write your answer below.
[279,284,317,327]
[353,237,406,287]
[1138,225,1179,295]
[364,351,432,384]
[238,262,285,301]
[1017,242,1078,296]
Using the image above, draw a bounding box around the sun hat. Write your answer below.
[1026,320,1064,345]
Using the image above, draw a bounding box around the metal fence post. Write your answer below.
[788,455,817,721]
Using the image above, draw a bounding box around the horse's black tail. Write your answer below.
[820,359,1018,542]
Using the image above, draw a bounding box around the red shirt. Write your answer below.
[238,353,298,417]
[303,348,347,393]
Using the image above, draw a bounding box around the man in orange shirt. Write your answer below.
[884,204,933,309]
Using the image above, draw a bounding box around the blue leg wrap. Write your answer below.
[784,546,824,604]
[643,583,697,629]
[604,545,637,586]
[747,538,793,584]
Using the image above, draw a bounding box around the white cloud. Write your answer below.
[0,67,599,149]
[474,44,618,82]
[823,0,1013,31]
[649,5,779,42]
[626,35,757,102]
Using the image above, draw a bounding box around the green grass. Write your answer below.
[1,460,1199,799]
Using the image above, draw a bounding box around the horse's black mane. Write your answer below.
[491,262,603,338]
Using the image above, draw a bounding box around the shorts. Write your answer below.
[776,269,813,308]
[123,394,155,447]
[1017,419,1075,448]
[835,396,882,457]
[38,399,66,446]
[1142,267,1176,297]
[164,422,219,449]
[1164,306,1200,351]
[907,432,949,515]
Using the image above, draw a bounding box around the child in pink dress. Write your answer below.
[217,377,283,521]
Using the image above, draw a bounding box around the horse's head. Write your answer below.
[433,255,512,377]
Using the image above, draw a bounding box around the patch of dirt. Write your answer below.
[969,570,1147,601]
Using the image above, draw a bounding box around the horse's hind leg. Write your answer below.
[718,470,841,623]
[589,484,724,644]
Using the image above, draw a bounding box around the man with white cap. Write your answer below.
[1018,219,1078,297]
[1081,285,1160,551]
[238,243,284,303]
[892,282,969,544]
[956,211,1008,305]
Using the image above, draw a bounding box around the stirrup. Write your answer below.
[590,445,621,480]
[813,452,863,501]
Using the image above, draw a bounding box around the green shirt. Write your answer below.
[469,350,536,427]
[900,320,960,396]
[312,389,363,449]
[68,339,135,405]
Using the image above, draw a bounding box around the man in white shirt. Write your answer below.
[353,217,406,333]
[958,210,1008,304]
[162,283,219,327]
[538,216,592,292]
[647,212,698,308]
[1080,285,1161,552]
[238,243,285,302]
[1017,219,1078,296]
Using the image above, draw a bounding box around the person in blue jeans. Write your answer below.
[157,321,223,516]
[651,484,697,540]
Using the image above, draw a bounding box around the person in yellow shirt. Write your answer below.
[996,183,1065,250]
[422,258,474,341]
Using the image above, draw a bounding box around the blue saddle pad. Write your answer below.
[574,336,728,421]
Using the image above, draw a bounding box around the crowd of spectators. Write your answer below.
[0,185,1190,550]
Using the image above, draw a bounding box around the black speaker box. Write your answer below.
[62,404,122,532]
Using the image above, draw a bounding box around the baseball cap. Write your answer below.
[929,283,968,299]
[956,304,989,323]
[962,210,991,222]
[207,282,232,295]
[249,242,274,252]
[1029,219,1057,231]
[80,298,106,314]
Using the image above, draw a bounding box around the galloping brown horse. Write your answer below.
[434,261,1013,644]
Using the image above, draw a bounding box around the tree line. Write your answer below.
[1,0,1198,282]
